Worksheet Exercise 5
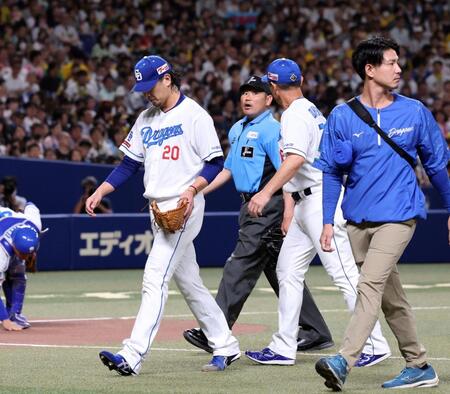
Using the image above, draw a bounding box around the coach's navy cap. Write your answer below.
[133,55,172,92]
[239,75,271,95]
[261,58,302,85]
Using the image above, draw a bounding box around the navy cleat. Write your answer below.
[99,351,135,376]
[183,328,213,353]
[245,348,295,365]
[354,352,391,367]
[201,352,241,372]
[10,313,31,329]
[382,364,439,389]
[315,354,349,392]
[297,337,334,352]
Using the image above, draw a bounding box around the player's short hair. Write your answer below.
[274,81,301,90]
[352,36,400,80]
[167,70,181,90]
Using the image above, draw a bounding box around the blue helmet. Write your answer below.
[11,224,40,254]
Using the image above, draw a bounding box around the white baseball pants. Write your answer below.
[269,190,390,360]
[119,194,240,373]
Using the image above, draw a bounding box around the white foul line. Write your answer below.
[26,283,450,300]
[0,343,449,362]
[0,343,198,352]
[27,305,450,324]
[29,316,137,323]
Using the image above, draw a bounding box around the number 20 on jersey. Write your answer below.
[162,145,180,160]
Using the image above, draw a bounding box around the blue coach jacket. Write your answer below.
[314,94,448,224]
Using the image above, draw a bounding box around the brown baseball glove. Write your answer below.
[151,199,188,233]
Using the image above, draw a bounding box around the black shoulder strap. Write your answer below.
[346,97,416,169]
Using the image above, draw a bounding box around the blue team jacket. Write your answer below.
[315,94,449,223]
[225,110,281,193]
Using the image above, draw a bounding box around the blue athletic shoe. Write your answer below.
[382,365,439,389]
[245,348,295,365]
[201,353,241,371]
[315,354,349,392]
[354,352,391,367]
[99,351,135,376]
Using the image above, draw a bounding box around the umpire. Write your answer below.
[184,76,333,352]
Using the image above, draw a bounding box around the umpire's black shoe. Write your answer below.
[297,337,335,351]
[183,328,213,353]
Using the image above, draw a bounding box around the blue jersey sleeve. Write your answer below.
[417,104,449,176]
[314,109,347,175]
[313,108,348,224]
[323,172,343,225]
[105,156,142,189]
[199,156,224,184]
[429,168,450,213]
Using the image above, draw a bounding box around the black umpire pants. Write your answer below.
[215,194,332,341]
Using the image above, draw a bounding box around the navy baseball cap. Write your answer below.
[239,75,271,95]
[261,58,302,85]
[133,55,172,92]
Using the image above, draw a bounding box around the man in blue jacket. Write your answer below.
[183,76,333,354]
[315,36,449,390]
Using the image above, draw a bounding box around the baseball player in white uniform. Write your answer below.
[86,55,240,375]
[245,58,391,366]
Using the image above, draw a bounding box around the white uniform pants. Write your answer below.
[269,191,390,360]
[119,195,240,373]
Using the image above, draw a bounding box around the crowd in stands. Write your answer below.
[0,0,449,165]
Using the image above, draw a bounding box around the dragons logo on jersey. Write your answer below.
[141,124,184,148]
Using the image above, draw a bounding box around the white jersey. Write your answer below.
[120,95,223,201]
[280,97,325,193]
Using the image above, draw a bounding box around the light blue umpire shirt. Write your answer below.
[225,109,282,194]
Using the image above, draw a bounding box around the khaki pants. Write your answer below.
[340,220,427,368]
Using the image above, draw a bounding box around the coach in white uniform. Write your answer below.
[245,58,390,366]
[86,55,240,375]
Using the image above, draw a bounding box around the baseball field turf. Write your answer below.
[1,264,449,393]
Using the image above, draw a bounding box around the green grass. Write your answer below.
[1,264,449,393]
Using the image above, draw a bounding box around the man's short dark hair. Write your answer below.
[352,36,400,80]
[168,70,181,89]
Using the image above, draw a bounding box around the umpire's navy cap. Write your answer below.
[262,58,302,85]
[132,55,172,92]
[239,75,271,95]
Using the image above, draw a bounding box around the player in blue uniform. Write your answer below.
[0,176,32,328]
[314,37,449,390]
[0,204,42,330]
[183,76,333,354]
